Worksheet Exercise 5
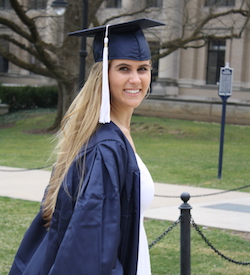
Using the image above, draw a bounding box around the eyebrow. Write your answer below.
[115,63,151,68]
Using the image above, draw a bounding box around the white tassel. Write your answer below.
[99,25,110,123]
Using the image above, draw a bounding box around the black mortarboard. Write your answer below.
[68,18,165,62]
[68,18,165,123]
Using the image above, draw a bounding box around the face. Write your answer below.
[108,59,151,111]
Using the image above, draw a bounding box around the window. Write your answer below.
[0,0,11,9]
[106,0,122,8]
[206,40,226,84]
[205,0,235,7]
[147,0,163,8]
[0,55,8,73]
[148,41,160,82]
[28,0,47,10]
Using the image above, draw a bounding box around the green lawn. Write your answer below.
[1,109,250,274]
[0,109,56,169]
[0,198,40,275]
[1,108,250,190]
[132,115,250,191]
[1,197,250,275]
[146,219,250,275]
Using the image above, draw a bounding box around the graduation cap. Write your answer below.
[68,18,165,123]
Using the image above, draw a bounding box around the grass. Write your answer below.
[1,109,250,190]
[0,109,56,169]
[131,116,250,191]
[1,197,250,275]
[0,197,40,275]
[1,109,250,274]
[145,219,250,275]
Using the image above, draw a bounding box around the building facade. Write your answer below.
[1,0,250,123]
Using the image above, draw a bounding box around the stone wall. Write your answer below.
[134,97,250,125]
[0,104,9,115]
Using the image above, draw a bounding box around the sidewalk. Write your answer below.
[1,166,250,233]
[147,183,250,233]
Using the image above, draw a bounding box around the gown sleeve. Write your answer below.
[47,140,128,275]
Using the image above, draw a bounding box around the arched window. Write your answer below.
[147,0,163,7]
[148,41,160,82]
[0,0,11,9]
[0,55,9,73]
[27,0,47,9]
[206,40,226,84]
[205,0,235,7]
[106,0,122,8]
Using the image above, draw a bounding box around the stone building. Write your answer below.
[1,0,250,124]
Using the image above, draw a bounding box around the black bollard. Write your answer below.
[179,192,192,275]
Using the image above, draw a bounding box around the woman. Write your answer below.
[9,18,164,275]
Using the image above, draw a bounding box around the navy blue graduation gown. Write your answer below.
[9,122,140,275]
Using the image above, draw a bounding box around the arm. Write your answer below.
[9,210,47,275]
[48,141,128,275]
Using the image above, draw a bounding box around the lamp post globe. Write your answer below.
[51,0,68,16]
[51,0,88,90]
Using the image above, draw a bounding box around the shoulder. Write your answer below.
[88,122,126,147]
[80,122,138,170]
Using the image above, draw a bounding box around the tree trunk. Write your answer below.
[48,79,78,130]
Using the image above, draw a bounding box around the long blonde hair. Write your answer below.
[42,62,103,225]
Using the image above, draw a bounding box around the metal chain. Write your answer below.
[155,194,181,198]
[149,217,180,249]
[191,216,250,265]
[0,164,52,172]
[155,184,250,199]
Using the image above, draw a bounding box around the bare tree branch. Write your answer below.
[9,0,39,37]
[0,0,249,128]
[0,34,40,59]
[192,8,249,39]
[158,31,242,59]
[156,5,250,60]
[102,8,151,25]
[0,46,53,77]
[0,16,33,43]
[9,0,60,77]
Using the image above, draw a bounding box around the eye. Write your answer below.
[118,66,130,71]
[138,66,150,72]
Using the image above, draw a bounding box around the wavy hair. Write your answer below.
[42,61,103,225]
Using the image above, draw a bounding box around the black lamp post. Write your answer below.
[51,0,88,90]
[78,0,88,90]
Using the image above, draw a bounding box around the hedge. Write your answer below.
[0,85,58,111]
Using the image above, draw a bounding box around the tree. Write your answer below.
[0,0,104,129]
[0,0,249,129]
[158,0,250,58]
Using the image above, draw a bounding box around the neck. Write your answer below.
[110,108,136,153]
[110,110,133,132]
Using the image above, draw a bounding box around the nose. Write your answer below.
[129,71,141,85]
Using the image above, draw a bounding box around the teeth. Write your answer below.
[124,89,140,94]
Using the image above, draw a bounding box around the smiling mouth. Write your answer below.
[124,89,140,94]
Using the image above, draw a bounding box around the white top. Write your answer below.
[136,154,154,275]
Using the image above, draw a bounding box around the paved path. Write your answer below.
[147,183,250,232]
[1,166,250,232]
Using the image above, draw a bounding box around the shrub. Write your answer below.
[0,85,58,110]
